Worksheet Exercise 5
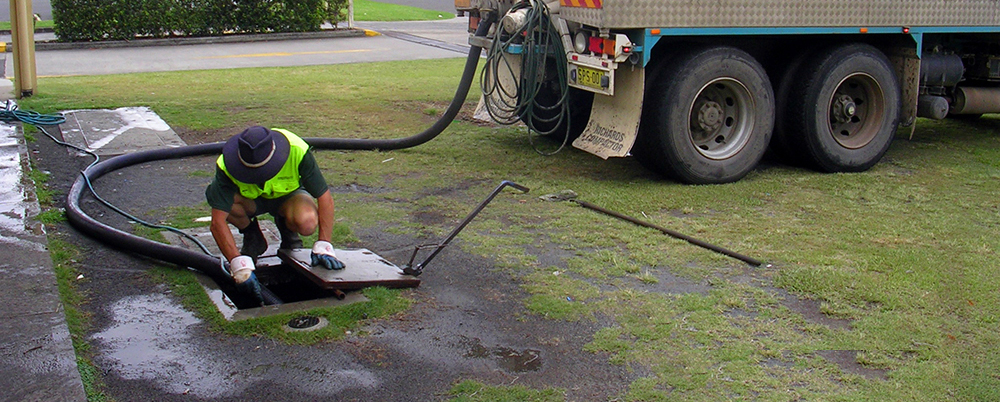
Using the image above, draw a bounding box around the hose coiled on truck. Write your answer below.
[480,0,572,155]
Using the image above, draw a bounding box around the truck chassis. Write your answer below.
[465,0,1000,183]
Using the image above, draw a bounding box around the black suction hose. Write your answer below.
[65,16,496,304]
[309,16,491,151]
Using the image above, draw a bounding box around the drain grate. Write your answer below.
[288,316,320,329]
[283,316,329,332]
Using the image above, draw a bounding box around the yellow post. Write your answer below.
[10,0,37,98]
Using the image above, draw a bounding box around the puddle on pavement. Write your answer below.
[645,269,713,295]
[0,121,42,239]
[90,293,235,397]
[91,293,382,397]
[461,337,542,373]
[816,350,888,380]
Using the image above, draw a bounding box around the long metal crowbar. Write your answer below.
[402,180,530,276]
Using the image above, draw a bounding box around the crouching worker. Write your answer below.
[206,126,346,289]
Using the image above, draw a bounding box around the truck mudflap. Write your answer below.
[572,65,644,159]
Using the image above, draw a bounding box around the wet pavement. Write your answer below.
[0,119,86,401]
[60,107,184,156]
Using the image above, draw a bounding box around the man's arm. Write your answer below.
[210,208,241,262]
[309,189,345,270]
[316,190,335,243]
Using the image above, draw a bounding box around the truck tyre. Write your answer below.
[785,43,900,172]
[638,46,774,184]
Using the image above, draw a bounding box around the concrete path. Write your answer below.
[0,119,87,401]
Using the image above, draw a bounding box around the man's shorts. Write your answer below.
[251,188,311,218]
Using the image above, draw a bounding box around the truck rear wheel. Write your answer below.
[784,44,900,172]
[638,46,774,184]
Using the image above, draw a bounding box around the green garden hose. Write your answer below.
[480,0,572,155]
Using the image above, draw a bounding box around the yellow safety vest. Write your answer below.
[217,128,309,199]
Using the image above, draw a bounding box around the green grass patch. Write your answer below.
[161,204,212,229]
[448,380,565,402]
[20,59,1000,401]
[49,237,111,401]
[354,0,454,21]
[35,208,66,224]
[26,160,54,206]
[0,20,55,31]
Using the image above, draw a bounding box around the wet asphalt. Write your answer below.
[4,1,640,400]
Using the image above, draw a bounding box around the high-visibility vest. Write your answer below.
[217,128,309,199]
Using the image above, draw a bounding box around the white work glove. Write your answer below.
[230,255,256,284]
[311,241,345,270]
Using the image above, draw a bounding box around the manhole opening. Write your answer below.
[220,260,347,310]
[167,224,418,316]
[204,248,419,317]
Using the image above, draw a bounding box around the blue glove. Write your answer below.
[311,241,345,270]
[235,272,263,305]
[229,255,263,305]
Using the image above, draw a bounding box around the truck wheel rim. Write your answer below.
[826,73,885,149]
[687,78,755,160]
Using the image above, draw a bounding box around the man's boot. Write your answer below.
[275,215,303,250]
[239,217,268,261]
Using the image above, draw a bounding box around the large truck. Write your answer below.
[460,0,1000,183]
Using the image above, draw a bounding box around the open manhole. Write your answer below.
[164,220,419,320]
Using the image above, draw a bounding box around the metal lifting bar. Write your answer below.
[572,200,764,267]
[402,180,530,276]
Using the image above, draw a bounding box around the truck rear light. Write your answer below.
[588,36,605,54]
[586,37,618,56]
[604,38,616,54]
[574,32,588,53]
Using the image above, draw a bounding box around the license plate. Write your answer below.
[576,66,605,89]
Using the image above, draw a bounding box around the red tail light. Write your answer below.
[588,37,605,54]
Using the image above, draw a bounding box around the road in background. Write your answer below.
[0,0,454,23]
[0,0,53,21]
[2,17,472,77]
[2,0,464,77]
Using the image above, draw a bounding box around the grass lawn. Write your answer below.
[0,19,55,31]
[354,0,454,21]
[19,58,1000,401]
